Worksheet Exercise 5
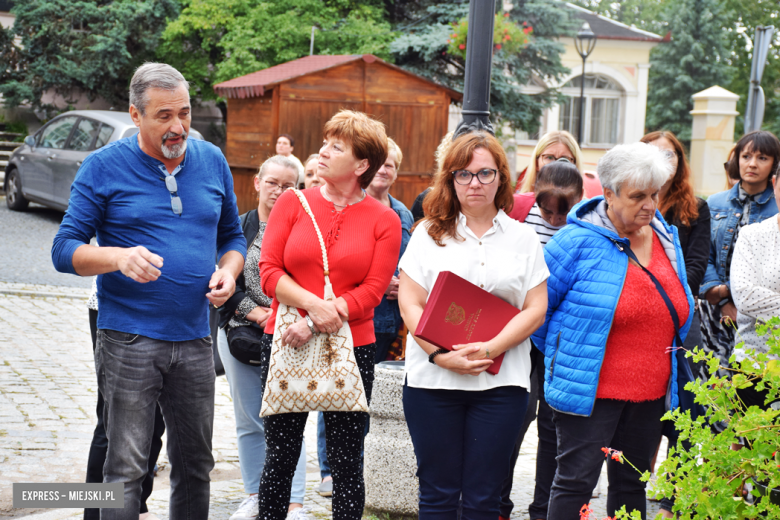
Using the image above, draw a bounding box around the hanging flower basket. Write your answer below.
[446,12,532,60]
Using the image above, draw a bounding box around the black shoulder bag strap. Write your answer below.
[615,239,683,348]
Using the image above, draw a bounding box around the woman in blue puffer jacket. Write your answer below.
[531,142,694,520]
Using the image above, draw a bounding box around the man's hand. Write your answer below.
[207,268,237,307]
[385,276,400,300]
[116,246,164,283]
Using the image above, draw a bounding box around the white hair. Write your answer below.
[597,142,673,195]
[129,63,189,116]
[257,155,299,180]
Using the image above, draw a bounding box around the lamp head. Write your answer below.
[574,22,597,58]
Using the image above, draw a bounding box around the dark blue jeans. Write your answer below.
[95,330,216,520]
[403,383,528,520]
[548,397,665,520]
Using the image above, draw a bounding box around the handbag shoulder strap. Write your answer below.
[614,238,684,348]
[290,189,333,288]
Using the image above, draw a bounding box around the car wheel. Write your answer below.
[5,169,29,211]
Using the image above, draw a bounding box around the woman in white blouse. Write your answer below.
[731,163,780,409]
[398,131,549,519]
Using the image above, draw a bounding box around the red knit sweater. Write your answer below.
[597,233,689,402]
[259,188,402,346]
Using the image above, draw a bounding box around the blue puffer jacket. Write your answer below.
[531,197,695,417]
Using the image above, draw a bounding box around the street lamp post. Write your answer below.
[574,22,597,147]
[453,0,497,139]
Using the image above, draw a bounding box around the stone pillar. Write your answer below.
[689,86,739,196]
[364,361,419,517]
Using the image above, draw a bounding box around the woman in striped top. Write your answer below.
[501,160,584,520]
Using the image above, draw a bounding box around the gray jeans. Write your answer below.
[95,330,216,520]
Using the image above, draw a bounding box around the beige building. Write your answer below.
[449,3,665,173]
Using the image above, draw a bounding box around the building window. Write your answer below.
[558,74,622,146]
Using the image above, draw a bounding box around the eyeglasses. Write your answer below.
[451,169,498,185]
[539,154,575,164]
[661,150,678,160]
[164,175,182,215]
[264,180,295,193]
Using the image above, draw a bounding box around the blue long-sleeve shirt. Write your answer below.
[52,136,247,341]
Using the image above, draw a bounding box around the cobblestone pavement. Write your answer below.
[0,282,663,519]
[0,195,91,289]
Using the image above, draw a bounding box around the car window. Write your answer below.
[68,118,100,151]
[122,127,140,139]
[38,116,78,149]
[95,124,115,149]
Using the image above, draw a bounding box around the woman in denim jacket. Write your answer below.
[699,131,780,381]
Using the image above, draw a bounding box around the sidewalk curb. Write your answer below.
[0,288,89,300]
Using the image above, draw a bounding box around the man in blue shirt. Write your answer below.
[52,63,246,520]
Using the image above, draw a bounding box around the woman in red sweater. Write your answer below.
[257,110,401,520]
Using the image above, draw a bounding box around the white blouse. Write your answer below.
[399,210,549,391]
[731,216,780,361]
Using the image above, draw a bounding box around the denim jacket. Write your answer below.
[700,183,778,296]
[373,195,414,334]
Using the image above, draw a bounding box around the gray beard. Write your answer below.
[161,131,188,159]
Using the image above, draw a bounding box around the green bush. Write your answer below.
[652,317,780,518]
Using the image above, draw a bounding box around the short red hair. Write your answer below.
[323,110,388,189]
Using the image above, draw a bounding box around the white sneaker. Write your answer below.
[286,506,314,520]
[230,495,259,520]
[591,475,601,498]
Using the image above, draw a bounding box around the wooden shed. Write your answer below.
[214,54,462,213]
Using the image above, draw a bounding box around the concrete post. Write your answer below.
[363,362,419,517]
[689,86,740,196]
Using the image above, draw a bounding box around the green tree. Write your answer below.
[0,0,180,111]
[159,0,396,103]
[722,0,780,136]
[390,0,576,134]
[645,0,731,143]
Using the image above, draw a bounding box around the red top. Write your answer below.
[259,188,402,346]
[597,232,689,402]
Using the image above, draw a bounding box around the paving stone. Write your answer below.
[0,285,666,519]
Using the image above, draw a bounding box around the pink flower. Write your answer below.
[579,504,593,520]
[495,44,502,50]
[459,44,465,50]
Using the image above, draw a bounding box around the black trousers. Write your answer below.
[257,334,376,520]
[548,397,666,520]
[84,309,165,520]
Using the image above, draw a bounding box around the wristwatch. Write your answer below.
[428,348,448,365]
[305,315,317,336]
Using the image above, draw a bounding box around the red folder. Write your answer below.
[415,271,521,375]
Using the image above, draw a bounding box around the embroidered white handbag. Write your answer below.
[260,189,369,417]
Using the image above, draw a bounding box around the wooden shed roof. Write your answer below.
[214,54,462,100]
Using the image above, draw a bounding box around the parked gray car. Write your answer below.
[3,110,203,212]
